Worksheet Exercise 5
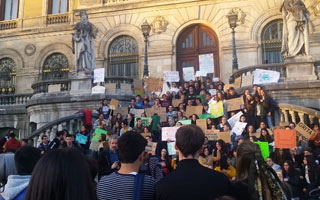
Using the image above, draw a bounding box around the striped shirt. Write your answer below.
[97,172,156,200]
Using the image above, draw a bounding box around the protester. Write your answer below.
[282,160,301,198]
[198,147,213,169]
[231,141,290,200]
[266,157,281,171]
[97,131,156,200]
[155,125,230,200]
[4,132,21,153]
[37,135,49,154]
[0,152,16,191]
[301,155,320,197]
[97,135,119,179]
[214,155,236,182]
[1,146,41,200]
[24,148,96,200]
[48,130,64,150]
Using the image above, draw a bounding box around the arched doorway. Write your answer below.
[177,24,219,81]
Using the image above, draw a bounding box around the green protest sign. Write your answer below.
[177,120,192,125]
[134,117,152,127]
[92,128,107,142]
[199,113,213,119]
[254,142,269,161]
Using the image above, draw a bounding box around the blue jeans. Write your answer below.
[267,115,273,129]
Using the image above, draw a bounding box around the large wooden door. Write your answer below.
[177,24,219,81]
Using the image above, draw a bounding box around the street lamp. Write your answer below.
[141,20,151,78]
[227,9,239,76]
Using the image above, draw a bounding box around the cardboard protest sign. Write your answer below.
[205,130,220,141]
[172,99,183,108]
[134,79,144,95]
[295,122,314,140]
[274,129,296,149]
[218,131,231,143]
[145,107,167,122]
[92,128,107,142]
[164,71,180,82]
[134,117,152,127]
[94,68,105,83]
[177,120,192,125]
[141,132,152,138]
[162,127,180,141]
[226,97,244,112]
[231,122,247,136]
[105,83,116,93]
[241,74,253,87]
[253,69,280,85]
[209,101,224,118]
[196,119,207,133]
[120,83,132,94]
[224,84,235,91]
[129,109,145,117]
[92,86,105,94]
[114,107,128,116]
[48,84,61,93]
[167,142,176,155]
[199,53,214,73]
[185,106,203,118]
[183,67,195,81]
[76,133,88,144]
[227,111,243,128]
[145,77,163,92]
[109,99,120,110]
[254,142,269,161]
[251,132,261,138]
[145,142,157,153]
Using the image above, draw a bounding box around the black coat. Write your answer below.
[155,159,230,200]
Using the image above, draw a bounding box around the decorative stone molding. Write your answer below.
[0,20,17,31]
[151,16,168,34]
[227,8,246,25]
[47,14,70,25]
[309,0,320,16]
[25,44,36,56]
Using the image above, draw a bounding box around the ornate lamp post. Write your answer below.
[141,20,151,78]
[227,10,239,83]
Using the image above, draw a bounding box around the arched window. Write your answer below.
[0,57,16,95]
[0,0,19,21]
[261,20,283,64]
[107,36,139,78]
[42,53,69,80]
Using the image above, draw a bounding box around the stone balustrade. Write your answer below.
[47,14,69,25]
[31,79,71,94]
[0,20,17,30]
[26,112,98,147]
[0,93,32,105]
[279,103,320,126]
[105,76,134,89]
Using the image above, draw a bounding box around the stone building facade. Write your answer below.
[1,0,320,137]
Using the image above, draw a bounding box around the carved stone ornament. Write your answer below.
[151,16,169,34]
[24,44,36,56]
[309,0,320,16]
[228,8,247,24]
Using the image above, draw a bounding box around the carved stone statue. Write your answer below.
[72,11,96,74]
[281,0,310,58]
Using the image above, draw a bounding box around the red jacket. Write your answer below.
[4,138,22,152]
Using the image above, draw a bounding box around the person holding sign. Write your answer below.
[155,125,230,200]
[98,99,110,120]
[309,124,320,149]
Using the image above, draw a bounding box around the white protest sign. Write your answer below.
[93,68,105,83]
[167,142,176,155]
[213,77,220,82]
[232,121,247,136]
[183,67,195,81]
[162,127,180,141]
[195,71,207,77]
[253,69,280,85]
[91,86,105,94]
[209,89,217,96]
[129,109,145,117]
[164,71,179,82]
[199,53,214,73]
[227,111,243,128]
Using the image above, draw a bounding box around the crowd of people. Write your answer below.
[0,77,320,200]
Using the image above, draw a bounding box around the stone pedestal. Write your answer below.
[70,72,92,95]
[285,56,317,81]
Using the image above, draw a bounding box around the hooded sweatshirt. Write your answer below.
[1,175,31,200]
